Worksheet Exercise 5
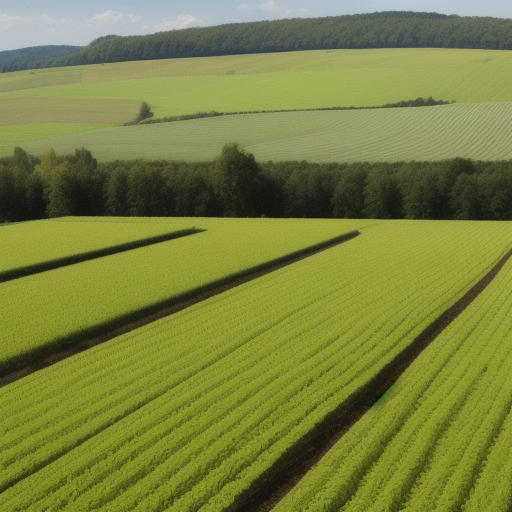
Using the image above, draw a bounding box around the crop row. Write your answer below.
[0,217,193,280]
[0,217,366,372]
[15,101,512,163]
[1,220,510,511]
[273,257,512,512]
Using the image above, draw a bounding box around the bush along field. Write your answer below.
[0,220,511,511]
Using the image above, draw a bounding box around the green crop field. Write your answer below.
[0,217,367,372]
[1,219,511,512]
[2,49,510,115]
[0,123,106,154]
[9,101,512,162]
[0,217,192,279]
[274,256,512,512]
[1,48,511,161]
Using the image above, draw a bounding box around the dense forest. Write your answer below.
[2,12,511,72]
[1,145,511,223]
[0,45,82,73]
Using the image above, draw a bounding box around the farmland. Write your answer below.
[12,101,512,162]
[0,217,194,280]
[273,256,512,512]
[0,217,367,373]
[1,48,511,159]
[1,219,511,511]
[1,20,512,511]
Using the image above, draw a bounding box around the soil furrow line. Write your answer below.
[227,247,512,512]
[0,228,203,283]
[0,230,360,387]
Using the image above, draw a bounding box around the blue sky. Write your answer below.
[1,1,511,51]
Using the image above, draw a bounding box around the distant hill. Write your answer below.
[2,12,511,73]
[0,45,82,73]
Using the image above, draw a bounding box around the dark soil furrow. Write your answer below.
[0,230,359,387]
[226,247,512,512]
[0,228,203,283]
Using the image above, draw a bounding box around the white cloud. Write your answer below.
[152,14,205,32]
[0,13,72,30]
[128,14,143,23]
[1,10,129,31]
[239,1,284,11]
[82,10,124,27]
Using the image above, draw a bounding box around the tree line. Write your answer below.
[2,12,511,73]
[0,45,81,74]
[1,145,511,223]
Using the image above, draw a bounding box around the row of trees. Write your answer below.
[1,145,511,223]
[0,45,81,74]
[3,12,510,73]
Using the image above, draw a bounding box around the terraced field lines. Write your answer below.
[13,102,511,162]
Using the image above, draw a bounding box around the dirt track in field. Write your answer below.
[225,247,512,512]
[0,230,359,387]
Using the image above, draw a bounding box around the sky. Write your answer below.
[1,1,511,51]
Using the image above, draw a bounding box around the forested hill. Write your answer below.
[2,12,511,72]
[0,45,82,73]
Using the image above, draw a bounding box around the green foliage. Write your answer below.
[213,143,263,217]
[1,147,512,223]
[332,165,368,218]
[43,13,512,70]
[125,101,154,125]
[0,45,81,73]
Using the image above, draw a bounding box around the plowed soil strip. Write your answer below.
[0,228,202,283]
[226,247,512,512]
[0,230,359,387]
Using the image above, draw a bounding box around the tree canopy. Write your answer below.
[1,147,511,223]
[2,12,511,72]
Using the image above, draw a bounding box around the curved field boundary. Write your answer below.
[0,228,202,283]
[15,102,512,162]
[228,246,512,512]
[0,230,359,385]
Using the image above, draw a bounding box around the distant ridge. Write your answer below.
[1,12,511,73]
[0,45,82,73]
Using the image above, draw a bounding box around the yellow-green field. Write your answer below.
[8,102,511,162]
[1,48,510,162]
[0,98,139,126]
[0,124,108,154]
